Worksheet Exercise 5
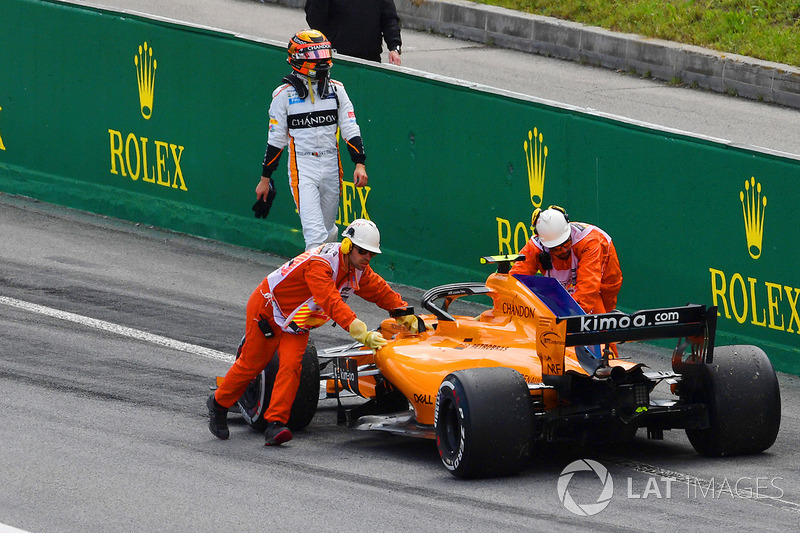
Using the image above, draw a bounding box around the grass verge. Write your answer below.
[470,0,800,67]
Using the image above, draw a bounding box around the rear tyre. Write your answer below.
[685,345,780,456]
[435,367,533,478]
[237,341,320,432]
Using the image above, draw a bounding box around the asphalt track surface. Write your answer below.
[2,195,800,532]
[3,2,800,531]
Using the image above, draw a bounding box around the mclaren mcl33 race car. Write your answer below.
[230,255,781,479]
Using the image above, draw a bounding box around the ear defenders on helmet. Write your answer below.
[530,208,542,234]
[548,205,569,221]
[341,224,356,254]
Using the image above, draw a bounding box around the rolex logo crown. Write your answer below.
[523,127,547,208]
[134,42,157,120]
[740,177,766,260]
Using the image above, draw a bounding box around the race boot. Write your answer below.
[206,394,229,440]
[264,421,292,446]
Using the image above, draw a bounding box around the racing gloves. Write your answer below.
[348,318,387,349]
[252,178,276,219]
[395,314,421,333]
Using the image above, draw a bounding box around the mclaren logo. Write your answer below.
[539,331,563,347]
[135,42,157,120]
[740,177,766,260]
[524,127,547,209]
[0,106,5,150]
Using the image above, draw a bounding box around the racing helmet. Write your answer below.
[287,29,333,79]
[341,219,381,254]
[534,206,571,248]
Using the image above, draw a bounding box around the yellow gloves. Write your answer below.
[395,314,420,333]
[348,315,427,349]
[348,318,387,349]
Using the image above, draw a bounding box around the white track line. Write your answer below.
[0,523,31,533]
[0,295,234,364]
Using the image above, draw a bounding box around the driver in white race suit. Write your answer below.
[256,29,368,250]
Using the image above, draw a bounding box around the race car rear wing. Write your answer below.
[534,304,718,381]
[508,271,719,379]
[561,304,717,355]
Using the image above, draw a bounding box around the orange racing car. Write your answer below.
[230,255,781,478]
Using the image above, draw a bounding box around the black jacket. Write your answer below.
[305,0,402,62]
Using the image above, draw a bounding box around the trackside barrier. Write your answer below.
[1,0,799,373]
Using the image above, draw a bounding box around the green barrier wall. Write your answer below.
[2,0,799,373]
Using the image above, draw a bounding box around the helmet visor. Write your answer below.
[293,48,332,60]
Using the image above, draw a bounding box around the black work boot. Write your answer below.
[264,421,292,446]
[206,394,229,440]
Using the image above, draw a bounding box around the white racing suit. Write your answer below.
[262,73,365,250]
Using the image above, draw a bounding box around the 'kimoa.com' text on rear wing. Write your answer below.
[560,304,718,362]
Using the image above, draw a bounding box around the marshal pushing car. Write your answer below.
[230,255,781,478]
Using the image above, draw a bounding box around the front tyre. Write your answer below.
[237,341,320,432]
[685,345,780,456]
[435,367,533,478]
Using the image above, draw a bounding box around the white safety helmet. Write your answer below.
[535,206,571,248]
[342,219,382,254]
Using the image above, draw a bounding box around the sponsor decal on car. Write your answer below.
[334,358,360,395]
[502,301,535,318]
[413,393,434,405]
[455,342,508,351]
[566,308,689,334]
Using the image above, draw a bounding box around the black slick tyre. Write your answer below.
[434,367,533,478]
[685,345,780,456]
